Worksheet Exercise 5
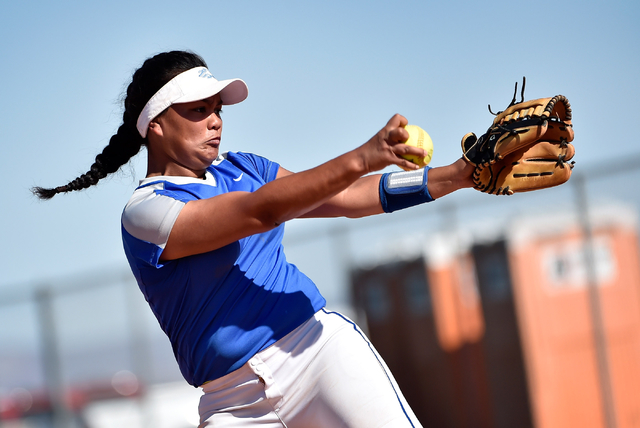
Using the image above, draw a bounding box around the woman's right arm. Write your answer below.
[160,114,424,261]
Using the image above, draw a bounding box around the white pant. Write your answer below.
[198,308,422,428]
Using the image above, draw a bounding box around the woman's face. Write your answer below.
[147,93,223,177]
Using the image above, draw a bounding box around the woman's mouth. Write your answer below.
[205,137,221,147]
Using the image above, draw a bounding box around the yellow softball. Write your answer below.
[400,124,434,170]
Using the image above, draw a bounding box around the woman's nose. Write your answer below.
[208,112,222,129]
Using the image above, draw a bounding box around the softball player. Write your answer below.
[33,50,475,427]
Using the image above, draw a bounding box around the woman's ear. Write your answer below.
[147,120,163,139]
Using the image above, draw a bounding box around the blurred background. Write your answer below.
[1,0,639,427]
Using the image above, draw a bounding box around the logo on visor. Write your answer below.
[198,68,214,79]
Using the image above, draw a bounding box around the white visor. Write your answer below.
[136,66,248,138]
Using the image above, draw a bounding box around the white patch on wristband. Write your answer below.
[386,169,425,189]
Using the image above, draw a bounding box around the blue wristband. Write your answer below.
[379,167,434,213]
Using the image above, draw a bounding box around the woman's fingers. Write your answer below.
[385,113,409,131]
[359,114,429,172]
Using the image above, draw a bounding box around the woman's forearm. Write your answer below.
[427,158,475,199]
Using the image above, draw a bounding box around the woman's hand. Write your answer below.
[354,114,429,174]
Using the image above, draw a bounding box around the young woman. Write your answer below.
[34,50,474,427]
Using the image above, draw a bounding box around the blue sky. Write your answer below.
[1,0,639,292]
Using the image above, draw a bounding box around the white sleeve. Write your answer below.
[121,184,186,248]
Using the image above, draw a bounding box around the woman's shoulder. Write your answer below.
[121,174,220,244]
[121,182,186,246]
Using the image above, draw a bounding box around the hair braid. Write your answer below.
[32,76,145,200]
[32,50,207,200]
[32,122,143,199]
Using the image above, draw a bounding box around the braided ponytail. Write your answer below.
[32,50,207,200]
[32,122,144,199]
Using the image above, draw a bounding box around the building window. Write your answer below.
[543,237,616,290]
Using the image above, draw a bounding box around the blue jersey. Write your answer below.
[121,152,326,386]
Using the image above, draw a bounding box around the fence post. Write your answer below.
[125,278,154,428]
[328,225,353,308]
[35,287,73,428]
[573,174,618,428]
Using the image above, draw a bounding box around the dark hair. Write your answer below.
[32,50,207,200]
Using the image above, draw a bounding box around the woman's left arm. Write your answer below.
[279,157,475,219]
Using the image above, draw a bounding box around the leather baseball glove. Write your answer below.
[462,78,575,195]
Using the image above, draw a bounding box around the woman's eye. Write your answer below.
[194,107,206,113]
[215,108,223,116]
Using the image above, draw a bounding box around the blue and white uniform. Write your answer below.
[122,151,422,427]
